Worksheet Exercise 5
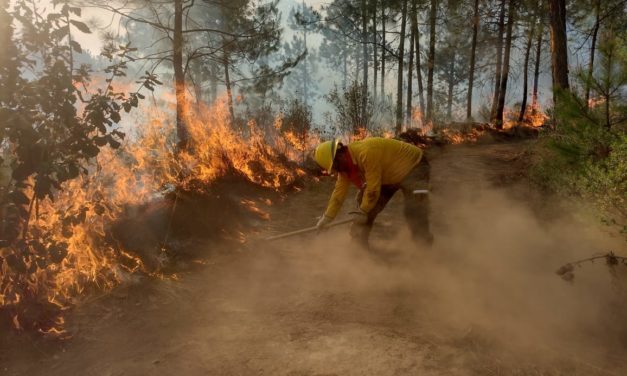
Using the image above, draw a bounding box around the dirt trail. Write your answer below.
[2,141,626,376]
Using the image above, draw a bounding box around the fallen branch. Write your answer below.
[556,251,627,282]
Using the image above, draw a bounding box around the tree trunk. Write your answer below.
[549,0,569,101]
[426,0,437,123]
[373,0,378,101]
[362,0,368,106]
[495,0,516,129]
[381,3,386,98]
[210,76,218,105]
[447,53,455,119]
[466,0,480,120]
[411,0,425,119]
[343,51,347,90]
[532,23,543,108]
[173,0,188,149]
[585,0,600,108]
[406,21,414,123]
[356,48,361,83]
[519,21,535,122]
[490,0,506,123]
[395,0,408,134]
[223,54,234,124]
[303,30,309,106]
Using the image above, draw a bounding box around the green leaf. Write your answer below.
[50,26,69,41]
[108,137,121,149]
[69,7,82,16]
[83,143,100,158]
[110,111,121,123]
[70,40,82,53]
[94,136,108,147]
[69,20,91,34]
[9,190,30,206]
[112,130,126,139]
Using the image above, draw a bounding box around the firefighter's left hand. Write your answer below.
[350,210,368,225]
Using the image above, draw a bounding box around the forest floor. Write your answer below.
[2,140,627,375]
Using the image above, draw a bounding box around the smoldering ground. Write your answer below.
[3,143,626,376]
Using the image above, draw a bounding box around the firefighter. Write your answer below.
[313,137,433,249]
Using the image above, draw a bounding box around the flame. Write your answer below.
[240,199,271,220]
[503,104,547,129]
[351,127,369,141]
[1,94,303,335]
[588,96,604,108]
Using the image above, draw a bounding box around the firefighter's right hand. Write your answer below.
[316,215,333,232]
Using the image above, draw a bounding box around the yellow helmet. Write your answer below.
[314,139,340,173]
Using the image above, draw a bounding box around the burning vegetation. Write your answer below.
[0,93,310,335]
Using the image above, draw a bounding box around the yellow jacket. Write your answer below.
[324,137,423,219]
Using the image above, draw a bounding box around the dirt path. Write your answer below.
[3,141,626,376]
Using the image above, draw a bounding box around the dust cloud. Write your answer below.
[257,144,627,373]
[5,143,626,375]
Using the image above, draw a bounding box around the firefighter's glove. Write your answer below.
[349,210,369,225]
[316,215,333,232]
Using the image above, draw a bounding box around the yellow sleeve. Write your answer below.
[359,153,382,214]
[324,174,350,219]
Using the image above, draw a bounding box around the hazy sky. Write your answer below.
[63,0,326,55]
[25,0,554,123]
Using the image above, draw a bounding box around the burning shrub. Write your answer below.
[1,91,305,335]
[277,99,315,164]
[324,80,389,140]
[0,1,161,335]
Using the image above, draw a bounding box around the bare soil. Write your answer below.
[2,141,626,376]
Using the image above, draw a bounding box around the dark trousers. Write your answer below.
[351,157,433,249]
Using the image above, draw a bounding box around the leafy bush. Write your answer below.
[531,31,626,237]
[325,81,375,138]
[0,0,156,333]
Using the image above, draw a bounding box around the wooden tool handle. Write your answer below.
[264,217,353,241]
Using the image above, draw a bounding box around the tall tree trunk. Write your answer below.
[549,0,570,105]
[426,0,437,123]
[495,0,516,129]
[303,29,308,106]
[373,0,378,101]
[173,0,188,149]
[447,53,455,119]
[585,0,600,108]
[362,0,368,101]
[532,23,543,108]
[411,0,425,119]
[210,76,218,105]
[406,22,415,123]
[356,48,361,83]
[395,0,408,134]
[223,54,234,124]
[519,21,535,122]
[381,3,386,98]
[343,51,348,90]
[466,0,480,120]
[490,0,506,123]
